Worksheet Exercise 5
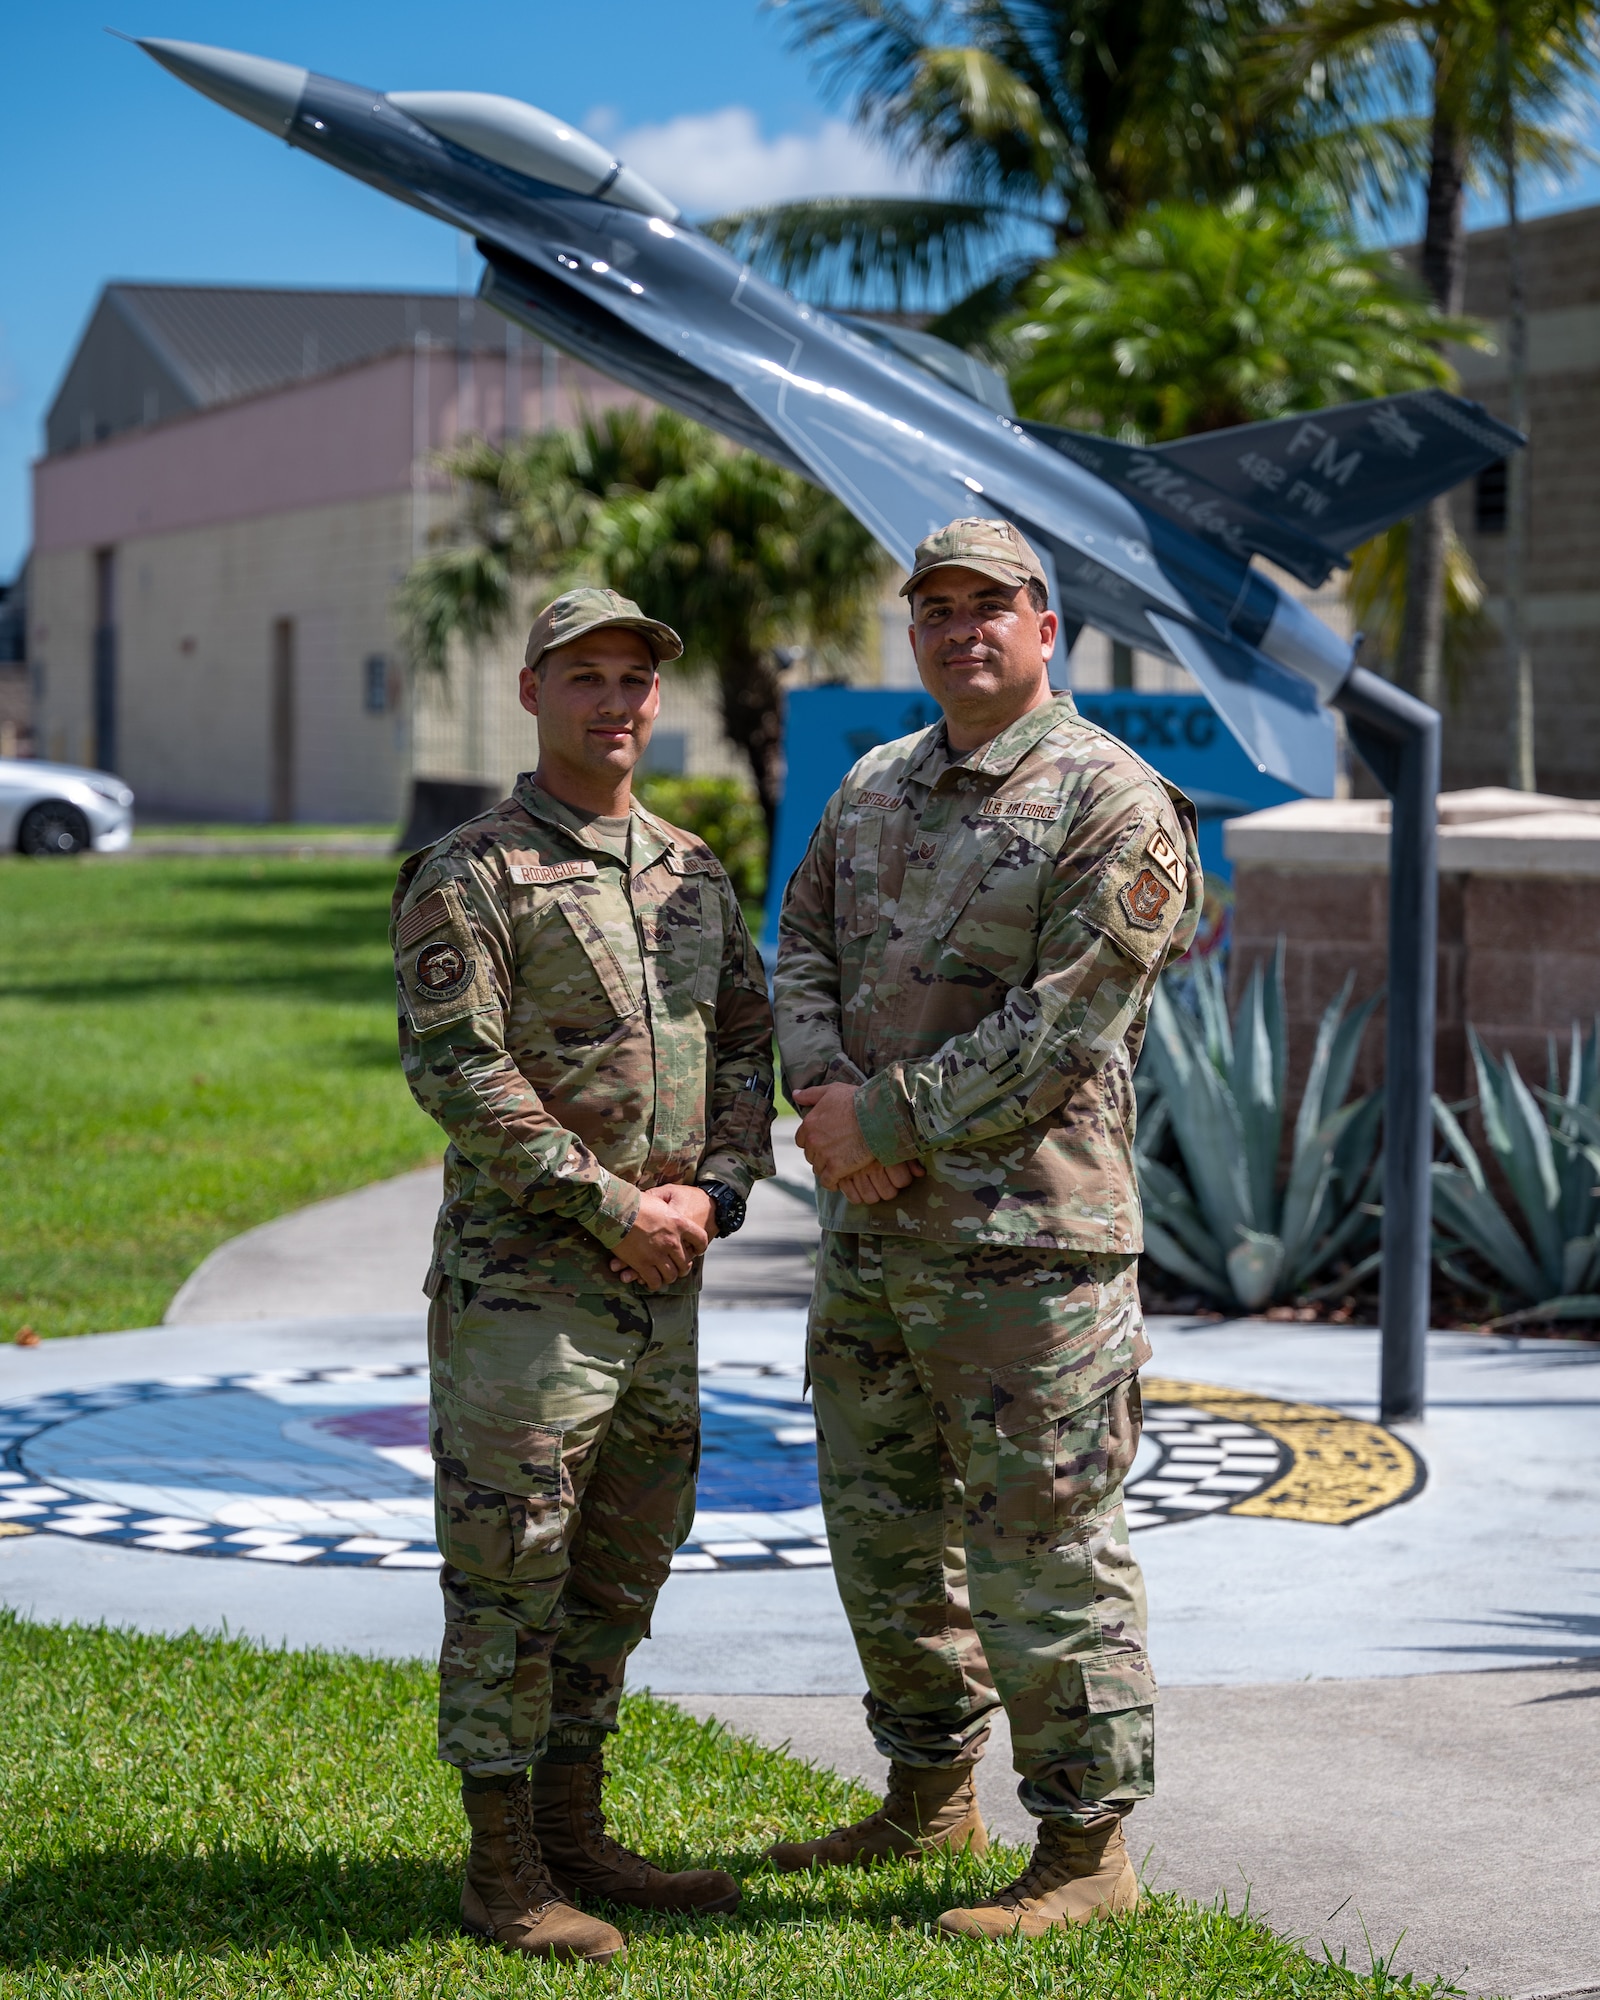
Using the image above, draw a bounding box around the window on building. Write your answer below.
[1475,460,1508,534]
[364,655,390,713]
[639,730,687,776]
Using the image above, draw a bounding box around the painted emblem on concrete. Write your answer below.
[0,1367,1422,1572]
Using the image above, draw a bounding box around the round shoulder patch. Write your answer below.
[414,939,472,998]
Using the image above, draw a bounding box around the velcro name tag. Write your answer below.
[508,859,599,885]
[858,791,905,810]
[1145,824,1187,891]
[980,797,1062,823]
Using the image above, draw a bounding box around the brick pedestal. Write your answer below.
[1227,788,1600,1103]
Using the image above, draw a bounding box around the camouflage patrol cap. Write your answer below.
[899,517,1049,599]
[524,587,684,671]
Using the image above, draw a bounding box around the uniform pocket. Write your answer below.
[1081,1652,1158,1714]
[691,878,725,1006]
[990,1330,1145,1543]
[431,1388,566,1583]
[555,893,640,1020]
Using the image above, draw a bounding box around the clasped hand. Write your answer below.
[609,1184,715,1291]
[793,1082,924,1205]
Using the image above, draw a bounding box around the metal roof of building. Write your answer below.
[47,282,526,457]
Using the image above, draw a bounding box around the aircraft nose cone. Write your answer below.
[137,36,308,138]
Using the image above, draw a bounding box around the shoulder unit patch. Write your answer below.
[1120,868,1173,930]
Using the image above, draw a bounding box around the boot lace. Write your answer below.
[573,1760,651,1882]
[988,1822,1097,1908]
[505,1781,562,1910]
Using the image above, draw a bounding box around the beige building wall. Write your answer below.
[32,491,415,821]
[1444,206,1600,797]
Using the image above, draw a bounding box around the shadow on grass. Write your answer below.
[1,1842,1025,1965]
[2,1849,459,1965]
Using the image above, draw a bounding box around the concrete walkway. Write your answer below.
[166,1123,820,1321]
[5,1151,1598,1998]
[681,1667,1600,2000]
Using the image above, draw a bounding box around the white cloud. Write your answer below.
[584,104,925,218]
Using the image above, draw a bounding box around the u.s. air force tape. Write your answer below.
[980,797,1063,822]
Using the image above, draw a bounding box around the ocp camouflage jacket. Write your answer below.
[391,775,775,1296]
[775,693,1202,1251]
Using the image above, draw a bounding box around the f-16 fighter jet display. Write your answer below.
[135,35,1522,797]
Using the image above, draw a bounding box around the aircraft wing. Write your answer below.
[1147,615,1338,796]
[1026,391,1524,587]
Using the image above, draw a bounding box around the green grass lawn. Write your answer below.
[0,1616,1453,1999]
[131,825,399,842]
[0,856,439,1339]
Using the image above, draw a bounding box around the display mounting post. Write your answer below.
[1333,668,1441,1424]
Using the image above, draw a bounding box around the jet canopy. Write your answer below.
[388,92,678,220]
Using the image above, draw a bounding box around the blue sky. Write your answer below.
[4,2,1599,578]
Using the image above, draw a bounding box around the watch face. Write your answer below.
[705,1183,745,1235]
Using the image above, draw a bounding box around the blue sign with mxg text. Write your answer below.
[763,686,1298,948]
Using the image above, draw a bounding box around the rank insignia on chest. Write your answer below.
[414,939,473,996]
[508,859,598,885]
[1120,868,1173,930]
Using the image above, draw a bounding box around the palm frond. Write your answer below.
[704,195,1026,312]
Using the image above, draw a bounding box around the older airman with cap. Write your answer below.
[391,586,775,1964]
[771,519,1202,1935]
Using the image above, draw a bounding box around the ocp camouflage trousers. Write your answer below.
[808,1232,1156,1823]
[427,1277,698,1775]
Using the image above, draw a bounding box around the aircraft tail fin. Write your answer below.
[1023,391,1523,588]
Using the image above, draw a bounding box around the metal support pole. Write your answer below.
[1333,668,1441,1422]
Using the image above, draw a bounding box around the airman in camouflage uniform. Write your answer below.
[393,587,774,1962]
[772,520,1201,1936]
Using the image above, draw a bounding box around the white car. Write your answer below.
[0,759,135,855]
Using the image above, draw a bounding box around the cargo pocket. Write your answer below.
[1081,1651,1158,1714]
[990,1332,1145,1545]
[431,1388,566,1584]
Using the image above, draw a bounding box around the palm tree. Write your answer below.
[397,407,888,838]
[1002,191,1470,438]
[1262,0,1599,727]
[706,0,1406,328]
[1000,190,1492,687]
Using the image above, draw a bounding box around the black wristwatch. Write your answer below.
[699,1179,747,1239]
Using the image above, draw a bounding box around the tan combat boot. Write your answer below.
[937,1813,1139,1937]
[532,1754,741,1914]
[766,1761,988,1871]
[459,1776,626,1962]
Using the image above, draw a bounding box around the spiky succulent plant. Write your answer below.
[1431,1023,1600,1326]
[1136,949,1382,1313]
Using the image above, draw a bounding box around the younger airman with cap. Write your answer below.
[391,587,775,1964]
[773,519,1202,1935]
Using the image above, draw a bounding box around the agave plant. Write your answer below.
[1136,950,1383,1313]
[1431,1022,1600,1325]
